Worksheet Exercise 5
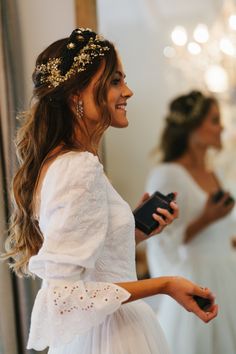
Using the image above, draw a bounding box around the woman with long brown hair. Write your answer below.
[3,30,217,353]
[146,90,235,354]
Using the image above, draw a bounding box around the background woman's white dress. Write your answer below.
[146,163,236,354]
[27,151,170,354]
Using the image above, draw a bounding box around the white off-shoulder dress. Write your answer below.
[27,151,170,354]
[146,163,236,354]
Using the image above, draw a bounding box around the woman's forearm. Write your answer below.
[116,276,173,303]
[117,274,218,324]
[135,228,148,245]
[183,214,211,243]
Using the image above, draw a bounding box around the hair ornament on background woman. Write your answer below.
[166,93,205,125]
[35,28,110,88]
[166,111,187,125]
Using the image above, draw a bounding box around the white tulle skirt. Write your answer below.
[155,254,236,354]
[48,300,170,354]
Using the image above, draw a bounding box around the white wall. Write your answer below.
[17,0,76,103]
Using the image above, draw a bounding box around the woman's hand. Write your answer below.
[184,192,235,244]
[135,193,179,244]
[163,276,218,323]
[202,192,235,224]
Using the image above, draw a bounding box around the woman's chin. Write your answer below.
[111,118,129,128]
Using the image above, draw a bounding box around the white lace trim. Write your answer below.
[27,280,130,350]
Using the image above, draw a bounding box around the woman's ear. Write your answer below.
[70,93,80,106]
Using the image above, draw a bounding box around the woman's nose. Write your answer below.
[122,84,133,98]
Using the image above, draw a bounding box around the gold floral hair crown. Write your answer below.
[166,95,205,125]
[34,28,110,88]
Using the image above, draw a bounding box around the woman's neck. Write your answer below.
[74,124,103,155]
[176,146,207,169]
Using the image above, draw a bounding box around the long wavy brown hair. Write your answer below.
[2,31,118,276]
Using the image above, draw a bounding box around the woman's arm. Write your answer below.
[184,193,235,244]
[184,215,211,243]
[116,276,218,323]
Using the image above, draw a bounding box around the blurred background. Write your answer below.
[1,0,236,353]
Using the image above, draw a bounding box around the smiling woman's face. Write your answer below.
[107,57,133,128]
[190,102,223,149]
[78,57,133,130]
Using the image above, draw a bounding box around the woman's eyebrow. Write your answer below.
[115,70,126,79]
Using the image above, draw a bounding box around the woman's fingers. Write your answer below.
[136,193,150,208]
[188,285,218,323]
[149,200,179,236]
[191,303,218,323]
[152,213,167,226]
[156,207,175,223]
[194,286,215,301]
[170,202,179,221]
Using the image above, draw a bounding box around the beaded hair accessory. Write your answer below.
[35,28,110,88]
[166,95,205,125]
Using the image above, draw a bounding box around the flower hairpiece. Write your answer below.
[35,28,110,88]
[167,95,205,125]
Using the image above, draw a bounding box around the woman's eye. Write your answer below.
[111,78,121,85]
[211,116,220,124]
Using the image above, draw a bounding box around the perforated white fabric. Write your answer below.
[27,152,135,350]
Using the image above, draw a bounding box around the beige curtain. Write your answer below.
[0,147,18,354]
[0,1,19,353]
[0,1,45,353]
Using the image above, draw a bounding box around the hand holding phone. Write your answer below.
[211,189,234,206]
[193,295,212,311]
[133,191,175,235]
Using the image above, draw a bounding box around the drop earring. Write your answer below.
[76,100,84,119]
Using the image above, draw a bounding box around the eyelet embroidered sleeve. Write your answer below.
[27,152,130,351]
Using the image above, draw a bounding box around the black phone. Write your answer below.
[193,295,212,311]
[133,191,175,235]
[212,189,234,206]
[211,189,224,203]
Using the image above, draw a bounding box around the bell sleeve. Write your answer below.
[27,152,130,350]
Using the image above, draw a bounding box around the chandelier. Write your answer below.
[163,0,236,102]
[162,0,236,195]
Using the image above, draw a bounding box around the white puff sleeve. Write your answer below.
[27,152,130,350]
[145,164,190,277]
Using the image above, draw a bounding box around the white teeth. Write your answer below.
[116,104,126,110]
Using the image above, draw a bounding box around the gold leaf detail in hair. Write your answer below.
[35,34,110,88]
[167,96,205,125]
[67,42,76,49]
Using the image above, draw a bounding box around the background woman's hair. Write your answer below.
[3,30,118,276]
[153,90,217,162]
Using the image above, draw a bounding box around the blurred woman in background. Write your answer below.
[146,90,236,354]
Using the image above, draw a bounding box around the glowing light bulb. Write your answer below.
[163,46,176,58]
[204,65,229,93]
[229,15,236,30]
[220,38,235,56]
[187,42,201,55]
[193,24,209,43]
[171,26,187,46]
